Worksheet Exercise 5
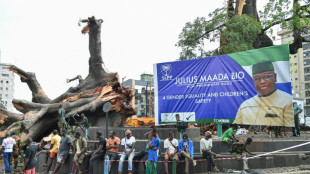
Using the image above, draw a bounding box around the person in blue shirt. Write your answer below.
[178,134,196,174]
[146,128,161,174]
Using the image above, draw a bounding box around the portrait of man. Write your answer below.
[233,60,294,126]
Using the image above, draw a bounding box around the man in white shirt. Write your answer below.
[200,131,219,173]
[164,132,179,174]
[118,129,136,174]
[2,132,16,173]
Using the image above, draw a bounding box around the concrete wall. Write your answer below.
[36,151,310,174]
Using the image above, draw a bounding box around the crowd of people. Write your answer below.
[2,126,244,174]
[0,101,284,174]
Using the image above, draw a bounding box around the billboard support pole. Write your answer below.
[217,123,222,137]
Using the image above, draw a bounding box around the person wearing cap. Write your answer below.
[233,60,294,127]
[200,131,219,173]
[118,129,136,174]
[52,129,73,174]
[72,131,87,174]
[146,128,161,174]
[292,102,303,136]
[178,134,196,174]
[164,132,179,174]
[84,130,106,174]
[106,130,120,173]
[44,130,61,174]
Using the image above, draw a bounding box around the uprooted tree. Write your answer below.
[0,16,136,141]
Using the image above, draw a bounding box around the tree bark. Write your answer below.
[0,16,136,141]
[9,65,51,104]
[0,108,23,123]
[242,0,259,21]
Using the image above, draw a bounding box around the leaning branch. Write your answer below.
[192,24,225,43]
[262,15,310,32]
[9,65,51,104]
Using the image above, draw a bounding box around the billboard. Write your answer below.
[154,44,293,126]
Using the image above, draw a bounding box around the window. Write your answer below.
[305,36,310,43]
[1,74,9,77]
[304,43,310,50]
[307,99,310,105]
[305,75,310,81]
[302,28,309,35]
[1,67,7,69]
[295,78,298,80]
[294,63,297,65]
[5,94,8,97]
[6,87,8,91]
[0,87,3,90]
[304,67,310,73]
[6,81,8,84]
[304,59,310,66]
[295,85,298,88]
[0,80,3,83]
[304,51,310,58]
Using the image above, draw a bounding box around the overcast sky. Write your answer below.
[0,0,276,101]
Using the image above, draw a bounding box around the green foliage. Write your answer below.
[177,0,310,60]
[68,125,77,137]
[16,120,22,136]
[260,0,310,32]
[220,15,262,54]
[259,0,291,32]
[21,141,26,148]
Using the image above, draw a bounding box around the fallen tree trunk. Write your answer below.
[0,16,136,141]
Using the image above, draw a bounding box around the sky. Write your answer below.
[0,0,276,102]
